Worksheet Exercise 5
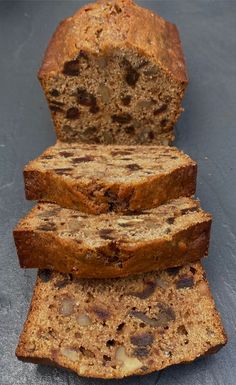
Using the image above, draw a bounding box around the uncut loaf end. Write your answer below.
[39,0,188,145]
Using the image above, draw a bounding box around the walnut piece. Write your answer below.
[115,346,143,373]
[98,84,111,104]
[59,297,75,316]
[61,347,80,362]
[77,313,92,326]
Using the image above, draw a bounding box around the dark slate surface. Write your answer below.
[0,1,235,384]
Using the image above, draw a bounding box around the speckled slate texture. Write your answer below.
[0,1,235,384]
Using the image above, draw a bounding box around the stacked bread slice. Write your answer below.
[13,0,227,380]
[14,142,226,378]
[16,265,226,379]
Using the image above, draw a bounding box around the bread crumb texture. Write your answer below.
[16,263,227,378]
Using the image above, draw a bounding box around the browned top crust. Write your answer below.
[39,0,188,83]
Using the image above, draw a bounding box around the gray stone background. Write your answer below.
[0,1,235,384]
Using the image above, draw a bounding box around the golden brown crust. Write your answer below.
[23,143,197,214]
[14,221,211,278]
[13,199,212,278]
[15,263,227,378]
[24,167,197,214]
[38,0,188,83]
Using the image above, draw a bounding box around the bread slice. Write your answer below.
[24,143,197,214]
[16,263,227,379]
[38,0,188,145]
[13,198,211,278]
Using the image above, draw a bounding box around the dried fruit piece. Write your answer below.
[38,269,52,283]
[71,156,94,164]
[117,322,125,332]
[166,267,181,276]
[41,155,53,160]
[181,207,198,215]
[78,50,88,60]
[154,104,167,115]
[177,325,188,335]
[156,303,176,326]
[167,217,175,225]
[90,305,110,321]
[161,118,168,127]
[103,354,111,364]
[130,303,175,328]
[79,346,95,358]
[37,222,57,231]
[49,89,60,97]
[190,266,197,274]
[49,100,64,107]
[99,228,115,240]
[66,107,80,119]
[125,65,140,86]
[59,151,74,158]
[128,281,156,299]
[122,126,134,135]
[126,163,142,171]
[111,113,132,124]
[54,168,73,175]
[106,339,116,347]
[83,126,97,136]
[130,311,158,327]
[115,346,143,372]
[121,95,131,106]
[76,314,92,326]
[110,150,132,156]
[90,104,100,114]
[50,105,64,112]
[133,347,149,357]
[63,59,80,76]
[77,88,96,107]
[130,333,154,346]
[176,276,194,289]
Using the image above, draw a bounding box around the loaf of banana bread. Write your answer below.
[13,198,211,278]
[16,263,227,378]
[24,143,197,214]
[38,0,188,145]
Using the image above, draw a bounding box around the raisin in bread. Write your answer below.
[38,0,188,145]
[14,198,211,278]
[16,263,227,379]
[24,143,196,214]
